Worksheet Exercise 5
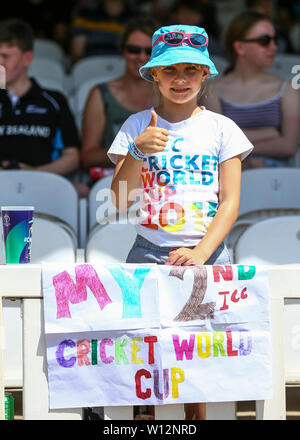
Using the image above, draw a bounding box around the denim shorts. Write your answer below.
[126,235,231,265]
[252,154,288,168]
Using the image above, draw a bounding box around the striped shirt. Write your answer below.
[216,81,287,129]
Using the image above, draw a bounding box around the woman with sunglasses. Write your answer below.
[201,10,300,169]
[108,24,253,420]
[80,16,158,181]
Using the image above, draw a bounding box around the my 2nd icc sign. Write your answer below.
[42,262,273,409]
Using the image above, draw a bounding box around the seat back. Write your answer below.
[33,39,66,67]
[32,77,65,94]
[239,168,300,219]
[88,174,139,229]
[266,53,300,79]
[210,55,228,75]
[32,217,77,262]
[87,175,139,262]
[0,170,79,238]
[70,55,125,91]
[85,219,137,264]
[88,175,115,230]
[226,168,300,254]
[71,76,116,132]
[0,216,77,264]
[234,215,300,265]
[28,58,65,86]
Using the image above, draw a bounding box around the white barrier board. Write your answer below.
[42,263,272,409]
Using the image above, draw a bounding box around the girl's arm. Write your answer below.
[80,86,112,169]
[166,154,241,265]
[111,111,169,211]
[243,127,280,143]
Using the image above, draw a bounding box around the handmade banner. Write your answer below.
[42,263,272,409]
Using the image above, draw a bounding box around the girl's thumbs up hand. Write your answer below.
[148,110,157,127]
[134,110,169,155]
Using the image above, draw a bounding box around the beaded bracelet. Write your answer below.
[128,140,145,161]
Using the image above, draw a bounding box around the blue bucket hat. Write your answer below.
[139,24,218,82]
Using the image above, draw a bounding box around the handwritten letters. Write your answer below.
[42,263,272,409]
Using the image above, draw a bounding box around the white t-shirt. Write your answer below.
[108,108,253,247]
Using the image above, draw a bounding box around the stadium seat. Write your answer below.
[85,216,137,264]
[32,76,65,94]
[226,168,300,257]
[0,216,76,265]
[70,55,125,91]
[234,215,300,265]
[28,58,65,87]
[86,174,138,263]
[71,75,116,132]
[0,170,79,244]
[266,53,300,79]
[88,175,115,230]
[210,55,229,75]
[33,39,67,68]
[88,174,139,229]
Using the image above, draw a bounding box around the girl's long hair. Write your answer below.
[223,10,272,75]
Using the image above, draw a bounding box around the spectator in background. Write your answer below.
[80,16,158,185]
[276,0,300,53]
[0,19,87,195]
[70,0,136,65]
[72,0,97,9]
[201,10,300,169]
[246,0,296,53]
[1,0,74,51]
[150,0,177,23]
[169,0,225,56]
[246,0,273,16]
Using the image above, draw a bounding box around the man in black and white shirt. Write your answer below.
[0,18,80,177]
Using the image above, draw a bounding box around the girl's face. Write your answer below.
[123,30,152,79]
[151,63,209,105]
[237,20,277,67]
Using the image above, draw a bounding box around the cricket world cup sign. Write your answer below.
[42,263,272,409]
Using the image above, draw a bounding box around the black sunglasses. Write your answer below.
[125,45,152,56]
[240,34,279,46]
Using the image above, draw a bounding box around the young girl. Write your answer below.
[108,24,253,420]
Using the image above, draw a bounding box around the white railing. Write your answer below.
[1,263,297,420]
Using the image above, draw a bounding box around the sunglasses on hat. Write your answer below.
[152,31,208,48]
[125,45,152,56]
[240,34,279,46]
